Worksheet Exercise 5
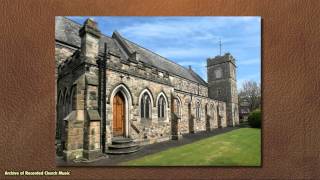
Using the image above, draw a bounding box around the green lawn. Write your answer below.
[122,128,261,166]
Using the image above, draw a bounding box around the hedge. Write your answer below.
[248,109,261,128]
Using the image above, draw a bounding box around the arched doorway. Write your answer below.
[113,92,126,137]
[109,84,132,138]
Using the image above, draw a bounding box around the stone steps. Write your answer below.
[105,137,141,155]
[108,143,138,149]
[105,146,141,155]
[111,137,134,144]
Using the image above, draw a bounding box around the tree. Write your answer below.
[238,80,261,111]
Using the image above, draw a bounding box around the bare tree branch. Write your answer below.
[239,80,261,111]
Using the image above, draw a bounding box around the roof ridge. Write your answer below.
[61,16,81,28]
[60,16,207,85]
[121,34,210,85]
[62,17,200,73]
[117,32,194,71]
[62,16,114,39]
[188,68,207,84]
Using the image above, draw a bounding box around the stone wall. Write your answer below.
[55,18,232,162]
[57,70,86,161]
[171,74,208,97]
[102,48,228,146]
[55,43,229,153]
[174,91,227,137]
[105,68,173,146]
[55,44,78,145]
[56,18,103,161]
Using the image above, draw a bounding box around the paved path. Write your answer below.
[57,126,241,166]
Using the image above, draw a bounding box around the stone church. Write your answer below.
[55,17,239,161]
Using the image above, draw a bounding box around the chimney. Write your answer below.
[79,18,101,59]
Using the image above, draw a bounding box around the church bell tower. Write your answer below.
[207,53,239,126]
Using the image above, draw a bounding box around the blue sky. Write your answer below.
[67,16,261,90]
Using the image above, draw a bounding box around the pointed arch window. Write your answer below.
[174,98,181,117]
[140,92,151,120]
[196,101,201,120]
[63,88,68,118]
[158,95,166,120]
[210,104,215,118]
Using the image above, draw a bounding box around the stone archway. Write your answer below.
[110,84,132,138]
[113,92,126,137]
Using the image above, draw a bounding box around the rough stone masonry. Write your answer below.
[55,17,239,161]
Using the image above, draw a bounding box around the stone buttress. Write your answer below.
[57,18,103,161]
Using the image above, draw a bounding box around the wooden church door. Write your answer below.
[113,92,125,137]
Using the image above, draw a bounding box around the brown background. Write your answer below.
[1,0,320,179]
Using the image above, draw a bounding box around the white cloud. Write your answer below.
[68,16,261,84]
[119,21,219,44]
[177,61,202,66]
[67,16,261,90]
[114,17,261,84]
[154,47,216,59]
[118,17,260,43]
[115,17,260,61]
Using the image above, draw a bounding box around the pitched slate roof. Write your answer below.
[187,67,208,85]
[55,16,207,86]
[55,16,81,47]
[55,17,126,60]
